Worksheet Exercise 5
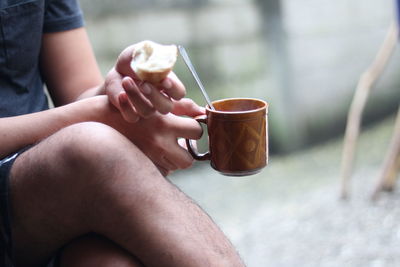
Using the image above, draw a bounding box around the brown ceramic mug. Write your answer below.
[186,98,268,176]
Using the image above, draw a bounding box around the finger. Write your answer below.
[150,153,178,174]
[140,82,173,115]
[118,93,140,123]
[162,156,179,171]
[163,141,194,169]
[155,164,171,177]
[177,138,199,152]
[169,115,203,140]
[105,69,125,109]
[160,72,186,100]
[171,98,206,117]
[122,77,156,118]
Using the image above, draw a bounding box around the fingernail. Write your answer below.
[140,83,152,95]
[124,77,134,89]
[118,92,128,104]
[162,78,172,89]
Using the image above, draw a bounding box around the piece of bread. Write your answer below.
[130,40,178,83]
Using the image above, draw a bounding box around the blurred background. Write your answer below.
[79,0,400,266]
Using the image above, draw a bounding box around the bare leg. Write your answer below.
[59,234,143,267]
[10,122,244,266]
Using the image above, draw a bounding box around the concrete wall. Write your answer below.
[277,0,400,150]
[79,0,400,152]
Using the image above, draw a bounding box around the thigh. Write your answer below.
[58,234,143,267]
[9,122,139,266]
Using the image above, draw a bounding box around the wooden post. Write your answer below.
[339,22,398,199]
[371,106,400,200]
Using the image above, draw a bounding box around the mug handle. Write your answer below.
[186,115,211,161]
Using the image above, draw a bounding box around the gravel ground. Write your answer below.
[171,115,400,267]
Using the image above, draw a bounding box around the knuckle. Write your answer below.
[121,109,139,123]
[156,100,173,115]
[155,115,169,129]
[124,113,139,123]
[153,136,165,151]
[176,88,186,100]
[139,107,156,118]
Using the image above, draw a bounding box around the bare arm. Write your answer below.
[0,97,108,159]
[40,27,104,106]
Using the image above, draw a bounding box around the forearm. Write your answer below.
[0,96,111,159]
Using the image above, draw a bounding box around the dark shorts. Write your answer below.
[0,147,60,267]
[0,151,19,266]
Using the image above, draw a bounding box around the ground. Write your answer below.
[171,114,400,267]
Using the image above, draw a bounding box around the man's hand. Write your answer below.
[105,45,186,123]
[103,97,205,176]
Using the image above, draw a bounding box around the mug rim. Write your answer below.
[206,98,268,114]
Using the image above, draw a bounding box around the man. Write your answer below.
[0,0,245,266]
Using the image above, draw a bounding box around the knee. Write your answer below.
[52,122,154,189]
[58,122,147,174]
[60,122,129,163]
[59,121,163,183]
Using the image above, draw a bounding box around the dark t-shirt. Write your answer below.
[0,0,84,117]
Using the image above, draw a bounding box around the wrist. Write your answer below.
[76,95,114,121]
[86,95,122,126]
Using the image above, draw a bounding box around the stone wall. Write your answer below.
[79,0,400,152]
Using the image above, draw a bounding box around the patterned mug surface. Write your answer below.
[187,98,268,176]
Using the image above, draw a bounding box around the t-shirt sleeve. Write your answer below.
[43,0,84,33]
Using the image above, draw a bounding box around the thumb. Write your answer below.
[171,98,206,117]
[105,69,124,109]
[115,45,137,78]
